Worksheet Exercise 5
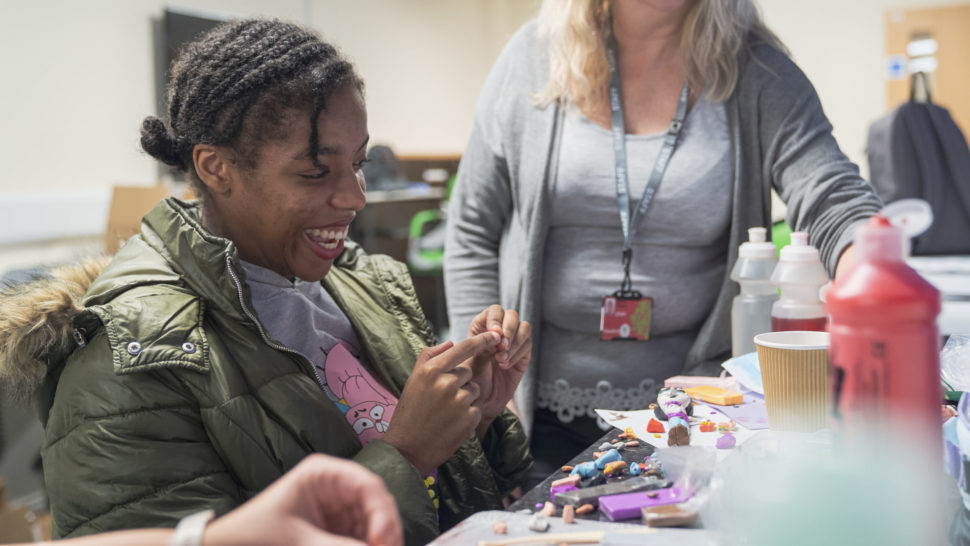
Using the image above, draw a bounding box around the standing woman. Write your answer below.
[444,0,881,478]
[0,19,531,545]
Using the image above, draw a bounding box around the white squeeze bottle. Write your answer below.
[770,231,829,332]
[730,227,779,356]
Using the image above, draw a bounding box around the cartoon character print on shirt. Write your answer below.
[323,340,397,446]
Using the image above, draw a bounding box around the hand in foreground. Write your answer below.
[383,331,501,475]
[204,453,402,546]
[463,305,532,438]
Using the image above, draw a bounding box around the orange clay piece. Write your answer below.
[561,465,574,472]
[648,403,657,410]
[540,501,556,517]
[576,504,595,515]
[625,440,640,447]
[493,520,508,534]
[699,420,716,432]
[593,451,605,458]
[562,504,576,524]
[646,418,665,433]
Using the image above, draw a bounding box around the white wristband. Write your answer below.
[169,509,215,546]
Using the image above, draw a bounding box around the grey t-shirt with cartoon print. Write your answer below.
[240,260,397,444]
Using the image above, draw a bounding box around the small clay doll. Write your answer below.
[654,387,693,446]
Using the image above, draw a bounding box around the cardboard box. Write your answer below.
[104,185,170,254]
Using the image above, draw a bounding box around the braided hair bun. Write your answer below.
[139,116,185,170]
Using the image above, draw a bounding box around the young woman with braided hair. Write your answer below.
[0,19,531,545]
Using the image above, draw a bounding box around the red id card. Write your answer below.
[600,296,652,341]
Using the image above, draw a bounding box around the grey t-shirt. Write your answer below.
[537,97,731,426]
[240,260,399,445]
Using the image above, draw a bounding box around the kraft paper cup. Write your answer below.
[754,331,830,432]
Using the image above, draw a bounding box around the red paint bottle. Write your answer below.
[825,214,941,435]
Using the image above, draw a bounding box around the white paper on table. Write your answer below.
[594,404,756,456]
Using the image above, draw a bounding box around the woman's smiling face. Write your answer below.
[208,84,368,282]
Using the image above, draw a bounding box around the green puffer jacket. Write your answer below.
[0,198,531,545]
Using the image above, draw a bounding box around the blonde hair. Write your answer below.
[535,0,787,114]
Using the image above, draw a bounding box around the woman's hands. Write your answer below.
[204,453,402,546]
[462,305,532,439]
[383,331,501,475]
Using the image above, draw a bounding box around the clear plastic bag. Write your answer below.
[942,335,970,392]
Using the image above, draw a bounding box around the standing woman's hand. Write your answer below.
[204,453,403,546]
[462,305,532,439]
[383,331,501,475]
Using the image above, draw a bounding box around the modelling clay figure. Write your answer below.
[656,387,692,446]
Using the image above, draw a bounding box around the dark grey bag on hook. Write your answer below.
[866,72,970,255]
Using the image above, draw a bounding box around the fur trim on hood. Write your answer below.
[0,257,108,402]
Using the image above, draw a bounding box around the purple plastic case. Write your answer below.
[598,486,692,521]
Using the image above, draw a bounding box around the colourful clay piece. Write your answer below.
[561,465,574,473]
[624,426,635,436]
[576,504,595,515]
[540,501,556,517]
[625,440,640,447]
[715,432,737,449]
[716,420,737,433]
[493,520,508,534]
[599,441,614,450]
[552,475,581,488]
[571,461,598,478]
[646,418,665,433]
[667,424,689,446]
[629,462,643,476]
[550,483,578,501]
[562,504,576,524]
[699,421,716,432]
[684,385,743,406]
[653,433,662,438]
[604,460,628,476]
[594,449,622,470]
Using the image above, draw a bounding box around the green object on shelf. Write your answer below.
[772,220,790,256]
[408,209,444,272]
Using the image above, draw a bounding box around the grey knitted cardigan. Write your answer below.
[444,21,882,436]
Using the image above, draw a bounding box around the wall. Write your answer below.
[0,0,538,249]
[759,0,969,180]
[2,0,968,251]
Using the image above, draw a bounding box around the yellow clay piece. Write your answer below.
[684,385,743,406]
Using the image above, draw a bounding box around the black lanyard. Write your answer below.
[605,12,689,295]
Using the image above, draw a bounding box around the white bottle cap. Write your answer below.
[778,232,820,262]
[738,227,777,259]
[771,231,829,286]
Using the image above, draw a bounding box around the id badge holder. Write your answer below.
[600,291,652,341]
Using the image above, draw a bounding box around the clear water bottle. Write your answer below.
[770,232,829,332]
[730,227,778,356]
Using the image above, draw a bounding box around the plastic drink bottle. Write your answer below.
[826,208,941,435]
[730,227,778,356]
[770,232,829,332]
